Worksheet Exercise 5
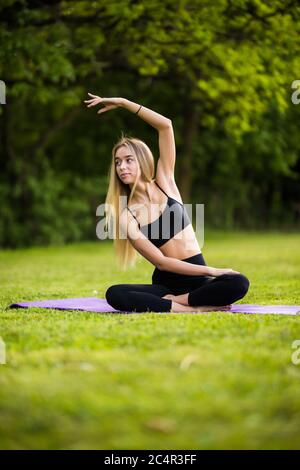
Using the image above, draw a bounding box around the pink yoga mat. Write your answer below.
[8,298,300,315]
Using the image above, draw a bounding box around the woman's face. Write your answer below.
[115,147,140,184]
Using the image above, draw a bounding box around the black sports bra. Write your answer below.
[127,181,191,248]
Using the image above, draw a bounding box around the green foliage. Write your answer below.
[0,0,300,247]
[0,166,107,247]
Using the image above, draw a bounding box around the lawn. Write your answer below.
[0,230,300,450]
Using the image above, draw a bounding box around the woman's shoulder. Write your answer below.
[153,176,183,204]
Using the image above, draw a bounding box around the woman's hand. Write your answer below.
[209,267,241,277]
[83,93,124,114]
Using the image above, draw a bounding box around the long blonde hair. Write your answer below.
[104,133,155,270]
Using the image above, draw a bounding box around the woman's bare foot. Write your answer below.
[162,295,232,313]
[170,301,232,313]
[162,294,176,302]
[162,293,189,305]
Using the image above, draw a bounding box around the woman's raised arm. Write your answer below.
[84,92,171,131]
[121,98,171,131]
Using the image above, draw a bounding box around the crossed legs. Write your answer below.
[163,273,250,308]
[106,283,173,313]
[105,274,250,313]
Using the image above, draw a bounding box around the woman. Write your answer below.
[84,93,250,313]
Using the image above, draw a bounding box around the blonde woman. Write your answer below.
[84,93,250,313]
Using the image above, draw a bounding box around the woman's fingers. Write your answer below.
[84,98,98,104]
[83,94,118,114]
[84,96,102,106]
[87,100,101,108]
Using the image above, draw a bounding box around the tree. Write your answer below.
[1,0,300,246]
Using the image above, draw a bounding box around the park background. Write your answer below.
[1,0,300,451]
[1,0,300,248]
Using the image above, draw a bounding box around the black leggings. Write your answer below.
[105,253,250,313]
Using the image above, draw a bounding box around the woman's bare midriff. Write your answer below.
[158,224,201,260]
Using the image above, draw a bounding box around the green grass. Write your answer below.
[1,230,300,449]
